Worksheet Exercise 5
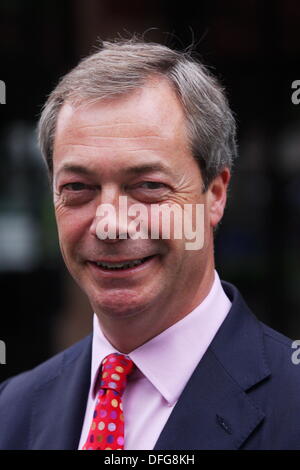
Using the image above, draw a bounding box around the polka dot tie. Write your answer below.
[82,352,134,450]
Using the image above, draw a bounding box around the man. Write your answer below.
[1,37,300,450]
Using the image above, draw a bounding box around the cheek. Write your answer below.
[55,209,90,249]
[147,204,184,240]
[148,202,205,246]
[159,238,186,268]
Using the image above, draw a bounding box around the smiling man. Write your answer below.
[52,76,225,354]
[1,37,300,450]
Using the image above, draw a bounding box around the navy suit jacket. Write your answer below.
[1,281,300,450]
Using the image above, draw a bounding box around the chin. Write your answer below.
[90,288,153,319]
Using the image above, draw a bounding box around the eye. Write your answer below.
[62,182,90,191]
[57,182,97,206]
[128,181,170,202]
[136,182,167,190]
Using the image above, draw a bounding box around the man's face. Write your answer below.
[53,78,227,330]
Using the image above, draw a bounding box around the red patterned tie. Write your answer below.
[82,352,134,450]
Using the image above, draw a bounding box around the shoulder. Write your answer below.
[220,279,300,407]
[0,334,92,449]
[251,322,300,448]
[222,279,298,371]
[219,280,300,448]
[260,321,300,383]
[0,334,91,402]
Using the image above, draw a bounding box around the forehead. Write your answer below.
[54,77,188,144]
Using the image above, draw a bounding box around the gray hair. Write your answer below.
[38,36,237,190]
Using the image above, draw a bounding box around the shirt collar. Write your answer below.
[91,270,231,405]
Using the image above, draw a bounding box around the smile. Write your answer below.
[90,255,156,271]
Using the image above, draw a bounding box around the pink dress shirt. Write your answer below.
[78,269,232,450]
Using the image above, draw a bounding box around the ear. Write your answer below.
[207,168,231,228]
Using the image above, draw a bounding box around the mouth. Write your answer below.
[89,255,156,272]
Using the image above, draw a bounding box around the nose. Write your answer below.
[89,188,129,243]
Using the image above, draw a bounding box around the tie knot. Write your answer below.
[99,353,134,395]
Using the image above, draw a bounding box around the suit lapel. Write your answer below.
[154,348,265,450]
[154,281,271,450]
[29,335,92,450]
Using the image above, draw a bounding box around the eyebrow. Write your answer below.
[55,162,175,179]
[124,163,174,177]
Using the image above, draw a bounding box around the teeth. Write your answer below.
[95,258,147,270]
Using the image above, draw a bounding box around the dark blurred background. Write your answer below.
[1,0,300,380]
